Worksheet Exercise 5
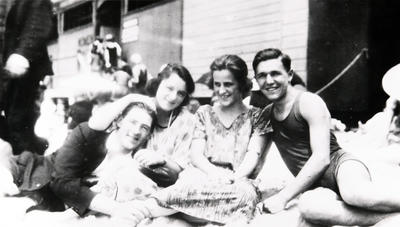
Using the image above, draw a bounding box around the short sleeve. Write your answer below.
[250,105,273,135]
[170,109,196,169]
[192,105,209,140]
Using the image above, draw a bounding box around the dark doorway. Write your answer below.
[368,0,400,118]
[307,0,400,128]
[96,0,122,37]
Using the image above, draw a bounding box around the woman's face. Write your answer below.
[155,73,187,111]
[213,69,242,107]
[116,107,153,152]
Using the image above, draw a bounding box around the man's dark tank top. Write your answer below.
[270,93,341,176]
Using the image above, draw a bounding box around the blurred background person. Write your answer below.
[129,53,149,94]
[187,98,200,114]
[103,34,121,74]
[89,37,105,73]
[0,0,54,155]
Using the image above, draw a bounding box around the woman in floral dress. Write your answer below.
[135,54,272,226]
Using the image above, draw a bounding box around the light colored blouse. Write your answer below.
[193,105,271,172]
[146,107,195,168]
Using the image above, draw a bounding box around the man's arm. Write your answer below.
[49,125,98,215]
[262,93,331,213]
[88,94,154,131]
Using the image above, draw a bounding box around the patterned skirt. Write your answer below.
[152,168,261,224]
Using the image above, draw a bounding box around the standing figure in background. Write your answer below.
[129,53,149,94]
[103,34,121,74]
[89,37,104,73]
[0,0,54,155]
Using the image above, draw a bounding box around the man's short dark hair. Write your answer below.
[252,48,291,73]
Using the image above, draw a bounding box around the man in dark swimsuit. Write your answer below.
[254,48,400,226]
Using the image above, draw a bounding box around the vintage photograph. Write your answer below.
[1,0,400,226]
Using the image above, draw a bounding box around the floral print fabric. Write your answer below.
[146,108,195,169]
[193,105,271,172]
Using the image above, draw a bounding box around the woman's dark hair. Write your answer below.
[117,102,157,133]
[252,48,291,73]
[145,63,195,107]
[209,54,252,97]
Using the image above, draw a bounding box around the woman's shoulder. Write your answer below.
[196,104,212,112]
[248,105,273,133]
[175,107,196,125]
[247,105,264,118]
[191,104,213,117]
[179,107,195,118]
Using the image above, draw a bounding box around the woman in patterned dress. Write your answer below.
[86,64,196,226]
[89,63,196,190]
[134,54,272,226]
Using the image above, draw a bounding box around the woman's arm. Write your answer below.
[88,93,153,131]
[190,139,216,174]
[235,106,273,179]
[190,139,232,178]
[134,149,181,187]
[234,134,271,179]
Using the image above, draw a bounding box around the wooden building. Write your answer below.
[48,0,400,126]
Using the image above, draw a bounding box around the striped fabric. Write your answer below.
[153,171,261,224]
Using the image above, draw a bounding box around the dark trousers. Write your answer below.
[0,71,47,155]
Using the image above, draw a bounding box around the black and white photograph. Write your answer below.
[1,0,400,226]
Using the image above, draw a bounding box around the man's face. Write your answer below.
[255,59,292,102]
[116,107,152,152]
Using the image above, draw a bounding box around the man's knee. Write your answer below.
[337,160,374,208]
[298,188,338,222]
[339,186,367,207]
[339,185,385,209]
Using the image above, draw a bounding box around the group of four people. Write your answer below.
[1,48,399,226]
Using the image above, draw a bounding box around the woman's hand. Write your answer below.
[134,149,166,168]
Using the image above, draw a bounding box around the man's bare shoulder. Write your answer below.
[298,92,330,120]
